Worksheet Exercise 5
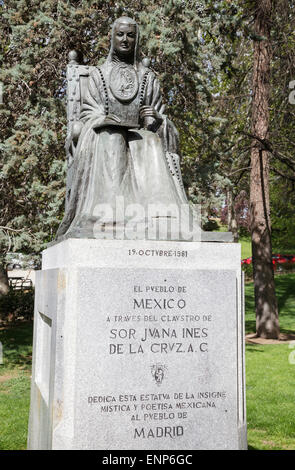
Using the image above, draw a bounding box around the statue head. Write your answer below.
[108,17,139,64]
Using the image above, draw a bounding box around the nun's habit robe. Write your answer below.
[56,39,189,240]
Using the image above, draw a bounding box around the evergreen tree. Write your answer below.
[1,0,294,338]
[0,0,241,272]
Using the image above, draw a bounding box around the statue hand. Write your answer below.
[139,106,163,131]
[139,106,161,120]
[71,121,83,144]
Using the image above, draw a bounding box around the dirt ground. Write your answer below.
[246,332,295,345]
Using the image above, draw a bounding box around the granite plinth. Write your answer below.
[28,239,247,450]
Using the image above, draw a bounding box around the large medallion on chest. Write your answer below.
[109,64,139,102]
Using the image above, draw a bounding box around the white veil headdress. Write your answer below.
[107,16,140,68]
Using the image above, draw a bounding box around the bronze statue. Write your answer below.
[56,17,198,241]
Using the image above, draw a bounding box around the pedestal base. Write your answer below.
[28,239,247,450]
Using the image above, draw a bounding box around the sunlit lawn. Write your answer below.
[244,273,295,450]
[0,322,32,450]
[246,343,295,450]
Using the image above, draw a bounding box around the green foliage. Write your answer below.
[0,0,294,256]
[0,288,34,322]
[271,176,295,250]
[202,218,219,232]
[0,321,33,371]
[0,0,246,258]
[265,1,295,249]
[242,262,253,281]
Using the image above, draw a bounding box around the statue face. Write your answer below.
[113,23,136,57]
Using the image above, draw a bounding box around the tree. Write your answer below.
[250,0,279,339]
[3,1,292,341]
[268,0,295,250]
[0,0,243,269]
[221,190,250,237]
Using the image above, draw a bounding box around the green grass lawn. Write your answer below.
[0,322,33,450]
[0,273,295,450]
[246,343,295,450]
[217,224,252,259]
[219,227,295,260]
[244,273,295,450]
[240,235,252,259]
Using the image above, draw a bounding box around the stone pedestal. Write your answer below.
[28,239,247,450]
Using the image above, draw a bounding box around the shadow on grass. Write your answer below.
[0,321,33,369]
[245,319,256,334]
[245,344,265,353]
[275,275,295,334]
[245,274,295,336]
[245,282,256,334]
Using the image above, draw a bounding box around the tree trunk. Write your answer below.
[250,0,279,338]
[227,188,239,243]
[227,187,232,230]
[0,263,9,296]
[231,216,239,243]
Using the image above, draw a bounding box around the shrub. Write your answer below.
[242,263,253,281]
[0,288,34,322]
[203,219,220,231]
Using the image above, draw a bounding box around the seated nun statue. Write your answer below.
[56,16,199,241]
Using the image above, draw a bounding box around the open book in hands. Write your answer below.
[98,114,140,129]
